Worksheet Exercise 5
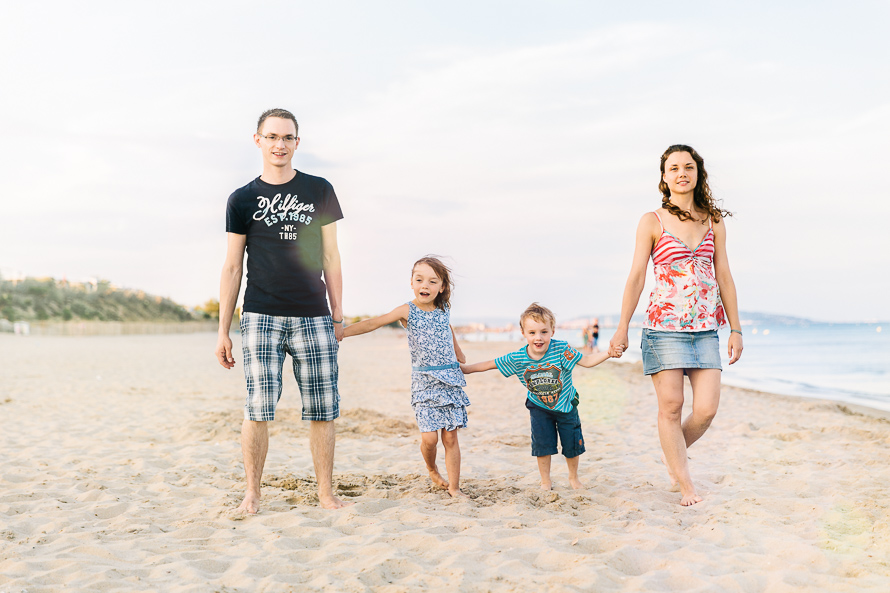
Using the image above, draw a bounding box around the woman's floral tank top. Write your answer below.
[645,211,726,332]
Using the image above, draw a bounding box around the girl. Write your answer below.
[343,256,469,498]
[609,145,743,506]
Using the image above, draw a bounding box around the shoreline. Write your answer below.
[2,332,889,591]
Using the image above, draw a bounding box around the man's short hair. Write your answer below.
[520,302,556,331]
[257,108,299,136]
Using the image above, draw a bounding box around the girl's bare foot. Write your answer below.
[540,480,552,491]
[448,488,469,499]
[428,467,449,490]
[569,477,585,490]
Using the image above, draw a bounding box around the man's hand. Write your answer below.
[216,334,236,369]
[333,322,345,342]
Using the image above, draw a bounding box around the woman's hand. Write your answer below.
[609,328,629,358]
[727,331,743,364]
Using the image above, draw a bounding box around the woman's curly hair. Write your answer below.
[659,145,732,224]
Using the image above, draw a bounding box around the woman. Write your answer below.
[609,145,743,506]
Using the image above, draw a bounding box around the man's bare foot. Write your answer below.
[428,467,449,490]
[540,480,552,491]
[448,488,469,499]
[319,494,355,510]
[569,477,585,490]
[661,453,679,487]
[237,491,261,515]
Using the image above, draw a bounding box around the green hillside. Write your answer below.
[0,277,196,323]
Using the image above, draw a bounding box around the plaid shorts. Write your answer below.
[240,312,340,422]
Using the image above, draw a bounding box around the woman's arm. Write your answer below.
[712,220,743,364]
[609,213,659,357]
[460,360,497,374]
[343,304,410,338]
[451,325,466,363]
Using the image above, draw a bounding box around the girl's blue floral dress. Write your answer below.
[405,302,470,432]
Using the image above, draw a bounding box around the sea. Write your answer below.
[461,322,890,412]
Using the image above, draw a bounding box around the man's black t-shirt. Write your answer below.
[225,170,344,317]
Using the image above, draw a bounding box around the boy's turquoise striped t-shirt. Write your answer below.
[494,339,582,413]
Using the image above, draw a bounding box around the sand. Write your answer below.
[1,330,888,592]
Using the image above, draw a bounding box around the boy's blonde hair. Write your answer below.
[519,302,556,331]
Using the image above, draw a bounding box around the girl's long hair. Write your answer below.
[412,256,453,311]
[659,144,732,223]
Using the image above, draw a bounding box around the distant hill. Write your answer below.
[0,277,196,323]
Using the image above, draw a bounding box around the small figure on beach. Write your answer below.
[215,108,351,513]
[462,303,615,491]
[582,318,600,353]
[343,256,470,498]
[609,144,743,506]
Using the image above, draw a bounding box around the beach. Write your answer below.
[1,331,889,592]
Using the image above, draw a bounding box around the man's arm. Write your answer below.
[321,222,344,341]
[460,360,497,374]
[216,232,246,369]
[576,350,613,369]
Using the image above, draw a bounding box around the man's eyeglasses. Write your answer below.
[258,133,297,144]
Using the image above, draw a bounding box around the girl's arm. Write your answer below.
[450,325,466,363]
[577,350,613,368]
[712,220,743,364]
[460,360,497,374]
[343,304,410,338]
[609,213,659,357]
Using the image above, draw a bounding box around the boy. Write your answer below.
[461,303,613,490]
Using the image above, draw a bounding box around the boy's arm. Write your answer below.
[460,360,497,374]
[576,350,613,368]
[343,304,409,338]
[450,325,466,363]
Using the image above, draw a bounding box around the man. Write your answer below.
[216,108,351,512]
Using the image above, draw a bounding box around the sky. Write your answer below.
[1,1,888,323]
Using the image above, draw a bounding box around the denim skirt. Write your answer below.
[641,329,722,375]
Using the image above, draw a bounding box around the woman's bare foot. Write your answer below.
[448,488,469,499]
[237,491,261,515]
[569,477,585,490]
[428,467,449,490]
[319,494,355,510]
[661,453,679,487]
[540,480,552,491]
[679,488,703,506]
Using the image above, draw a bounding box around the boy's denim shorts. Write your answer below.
[525,398,585,458]
[641,329,722,376]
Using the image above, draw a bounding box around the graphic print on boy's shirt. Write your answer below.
[494,339,581,413]
[523,364,563,409]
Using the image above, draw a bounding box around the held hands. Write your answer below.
[727,331,743,365]
[216,334,236,369]
[608,329,629,359]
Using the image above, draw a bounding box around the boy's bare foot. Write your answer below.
[237,492,261,515]
[428,467,449,490]
[540,480,552,491]
[319,494,355,510]
[569,477,585,490]
[661,453,679,487]
[448,488,469,499]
